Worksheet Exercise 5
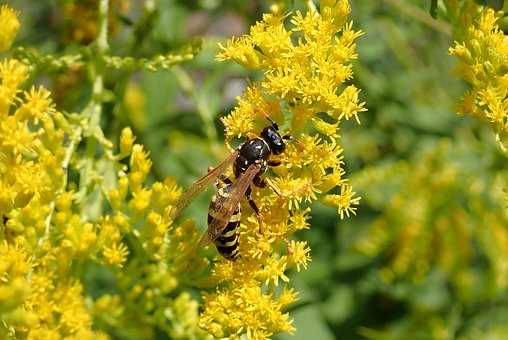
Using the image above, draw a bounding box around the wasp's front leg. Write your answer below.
[244,186,265,234]
[244,186,260,216]
[254,176,281,198]
[267,160,281,167]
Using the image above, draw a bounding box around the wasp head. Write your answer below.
[261,123,285,155]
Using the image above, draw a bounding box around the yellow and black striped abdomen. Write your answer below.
[208,188,241,260]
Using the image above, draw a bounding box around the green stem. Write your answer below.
[89,0,109,129]
[42,126,83,244]
[97,0,109,53]
[382,0,452,36]
[172,66,221,156]
[80,0,110,220]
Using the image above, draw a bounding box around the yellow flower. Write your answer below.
[0,4,212,339]
[287,240,311,272]
[201,1,365,338]
[0,5,19,53]
[0,59,28,113]
[447,2,508,142]
[354,140,508,296]
[322,184,361,219]
[102,242,129,267]
[119,126,135,155]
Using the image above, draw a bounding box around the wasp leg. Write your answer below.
[253,176,267,188]
[244,186,264,234]
[218,175,233,185]
[254,176,281,197]
[282,134,292,140]
[245,186,260,215]
[267,160,281,167]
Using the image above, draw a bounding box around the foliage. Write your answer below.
[2,0,508,339]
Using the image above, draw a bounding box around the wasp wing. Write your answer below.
[198,162,261,247]
[171,150,239,220]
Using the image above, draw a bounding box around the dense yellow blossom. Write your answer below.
[200,1,365,338]
[0,5,19,52]
[354,141,508,297]
[0,5,208,338]
[0,43,106,339]
[447,1,508,146]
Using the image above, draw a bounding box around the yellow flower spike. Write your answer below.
[288,207,311,232]
[322,184,361,219]
[256,257,287,287]
[15,87,54,121]
[56,191,73,211]
[130,144,152,180]
[272,175,321,210]
[129,188,151,215]
[221,85,269,140]
[278,287,299,308]
[109,175,129,210]
[113,212,130,233]
[0,241,31,278]
[448,3,508,140]
[150,177,181,211]
[312,117,340,138]
[0,59,28,113]
[0,277,29,312]
[119,126,135,156]
[287,240,311,272]
[0,5,20,53]
[318,167,346,193]
[204,2,364,337]
[102,242,129,267]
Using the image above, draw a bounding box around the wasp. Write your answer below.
[171,119,290,260]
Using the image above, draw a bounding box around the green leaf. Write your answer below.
[429,0,438,18]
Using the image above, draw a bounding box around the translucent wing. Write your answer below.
[171,150,239,220]
[198,162,262,247]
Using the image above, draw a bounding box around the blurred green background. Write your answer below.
[7,0,508,338]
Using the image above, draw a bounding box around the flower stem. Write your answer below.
[79,0,110,220]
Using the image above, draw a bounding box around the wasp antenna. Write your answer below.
[255,110,278,129]
[265,115,278,129]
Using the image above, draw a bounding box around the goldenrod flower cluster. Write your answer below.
[0,13,104,337]
[446,1,508,145]
[0,7,208,338]
[199,1,365,338]
[0,5,19,52]
[354,141,508,298]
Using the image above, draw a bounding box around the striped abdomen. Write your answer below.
[208,188,241,260]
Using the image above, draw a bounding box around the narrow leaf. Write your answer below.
[429,0,438,19]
